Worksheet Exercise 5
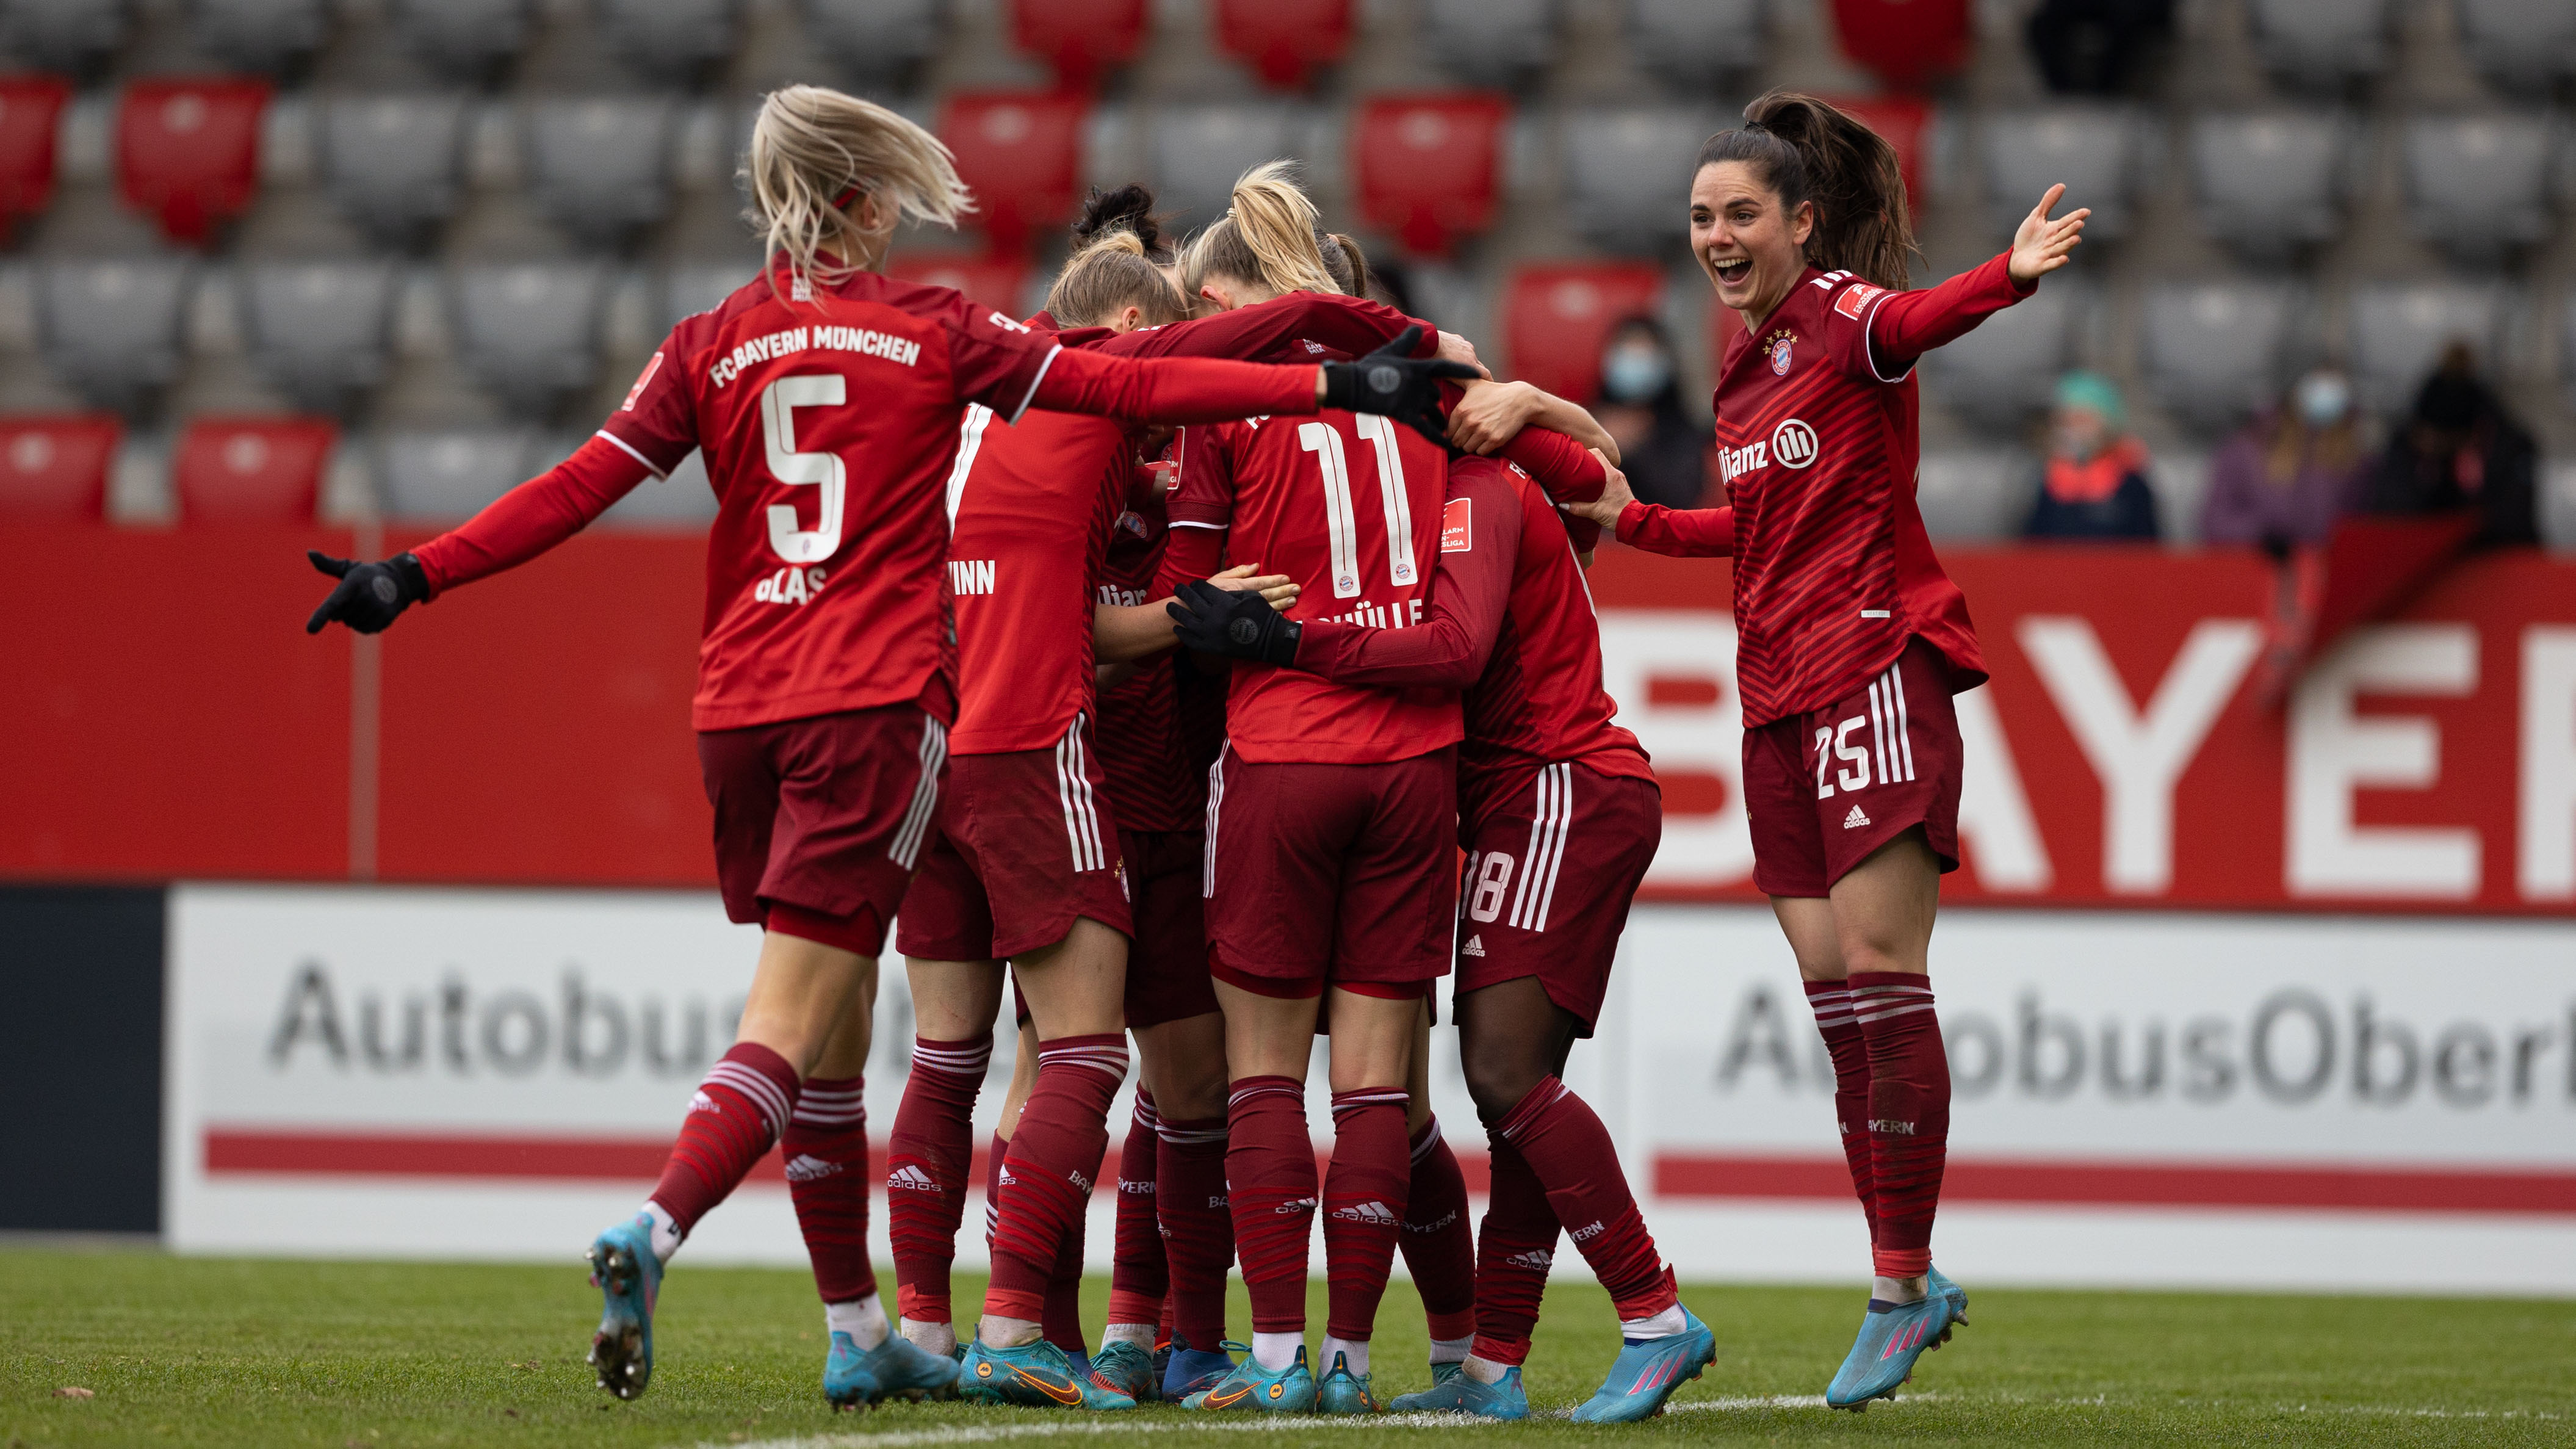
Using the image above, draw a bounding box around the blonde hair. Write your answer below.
[1045,228,1188,328]
[1180,161,1343,302]
[745,85,972,300]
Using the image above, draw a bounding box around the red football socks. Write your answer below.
[649,1041,799,1238]
[1496,1077,1673,1321]
[1106,1088,1167,1331]
[1470,1135,1554,1366]
[1803,979,1877,1242]
[1157,1111,1233,1349]
[1225,1075,1316,1335]
[1322,1088,1410,1342]
[887,1032,990,1323]
[985,1035,1127,1322]
[1849,972,1948,1279]
[782,1074,875,1303]
[1044,1223,1088,1359]
[1399,1115,1478,1343]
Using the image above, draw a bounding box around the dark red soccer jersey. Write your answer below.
[1092,458,1225,835]
[1709,257,2022,727]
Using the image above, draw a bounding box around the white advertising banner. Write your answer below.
[167,885,2576,1293]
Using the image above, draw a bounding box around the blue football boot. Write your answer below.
[825,1330,962,1408]
[1928,1265,1970,1324]
[585,1214,663,1401]
[959,1334,1135,1410]
[1825,1283,1964,1411]
[1569,1305,1717,1422]
[1183,1344,1318,1414]
[1388,1364,1529,1420]
[1314,1350,1382,1415]
[1162,1337,1238,1400]
[1086,1340,1157,1404]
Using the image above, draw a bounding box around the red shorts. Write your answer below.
[698,704,948,958]
[1744,638,1963,898]
[1120,826,1219,1028]
[894,718,1133,961]
[1203,745,1458,991]
[1456,761,1660,1036]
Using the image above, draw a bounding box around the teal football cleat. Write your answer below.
[1161,1337,1237,1400]
[959,1335,1133,1410]
[1086,1340,1157,1403]
[585,1215,663,1401]
[1314,1351,1382,1415]
[1928,1265,1970,1323]
[826,1331,962,1407]
[1825,1288,1963,1411]
[1183,1344,1318,1414]
[821,1332,880,1409]
[1388,1364,1529,1419]
[1569,1305,1717,1422]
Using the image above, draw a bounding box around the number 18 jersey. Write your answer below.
[1167,410,1460,765]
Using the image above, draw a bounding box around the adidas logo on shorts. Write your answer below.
[784,1154,842,1182]
[1331,1200,1401,1226]
[887,1164,941,1192]
[1462,935,1486,957]
[1843,804,1871,829]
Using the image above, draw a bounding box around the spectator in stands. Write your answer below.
[2025,370,2160,540]
[2025,0,2176,95]
[2198,368,2366,552]
[2364,342,2539,547]
[1593,317,1708,508]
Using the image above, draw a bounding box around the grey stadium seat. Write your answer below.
[189,0,328,72]
[388,0,530,78]
[1983,105,2145,242]
[242,261,397,414]
[0,0,132,72]
[799,0,947,82]
[1919,281,2082,433]
[320,93,470,245]
[2139,279,2298,433]
[2345,281,2508,415]
[2456,0,2576,95]
[596,0,742,81]
[1149,103,1305,231]
[662,262,753,333]
[2187,110,2354,259]
[1564,107,1726,255]
[37,259,192,411]
[2246,0,2394,90]
[447,263,612,414]
[522,96,681,248]
[2401,113,2554,260]
[377,428,544,524]
[1629,0,1766,88]
[1421,0,1557,89]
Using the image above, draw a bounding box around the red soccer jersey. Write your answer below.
[1092,458,1227,834]
[1709,258,2020,728]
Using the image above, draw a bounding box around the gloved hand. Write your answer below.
[1167,579,1301,667]
[1321,325,1483,447]
[304,549,429,635]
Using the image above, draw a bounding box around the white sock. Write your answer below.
[1103,1322,1156,1350]
[1427,1334,1474,1365]
[1874,1274,1928,1305]
[1319,1334,1368,1377]
[981,1313,1042,1348]
[639,1201,684,1263]
[1250,1331,1303,1371]
[1462,1354,1511,1385]
[1621,1303,1686,1340]
[900,1317,955,1356]
[825,1293,889,1350]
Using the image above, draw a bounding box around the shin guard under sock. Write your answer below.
[887,1032,991,1323]
[1471,1135,1554,1366]
[649,1042,799,1237]
[986,1035,1127,1322]
[1158,1111,1233,1349]
[1225,1076,1315,1335]
[1399,1115,1477,1343]
[1849,972,1948,1279]
[1106,1088,1167,1331]
[782,1074,875,1304]
[1322,1089,1410,1342]
[1803,980,1878,1243]
[1495,1077,1672,1320]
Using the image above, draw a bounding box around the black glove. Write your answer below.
[1320,325,1482,447]
[1167,579,1301,667]
[305,549,428,635]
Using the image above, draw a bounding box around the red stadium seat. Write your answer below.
[1213,0,1354,89]
[1503,263,1665,405]
[0,414,119,519]
[937,90,1088,253]
[1350,92,1510,257]
[1831,0,1970,90]
[173,416,335,523]
[1828,94,1932,217]
[886,254,1031,317]
[0,76,71,240]
[1009,0,1147,89]
[117,78,270,246]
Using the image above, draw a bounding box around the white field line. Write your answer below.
[705,1415,1513,1449]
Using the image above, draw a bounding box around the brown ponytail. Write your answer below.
[1321,232,1369,299]
[1697,90,1916,291]
[1073,182,1175,264]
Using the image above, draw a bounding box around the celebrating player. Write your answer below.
[300,86,1471,1407]
[1566,91,2087,1410]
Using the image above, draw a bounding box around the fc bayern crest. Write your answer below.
[1769,334,1795,375]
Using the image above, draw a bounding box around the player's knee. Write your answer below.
[1460,1046,1548,1127]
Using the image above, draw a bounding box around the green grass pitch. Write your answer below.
[2,1248,2569,1448]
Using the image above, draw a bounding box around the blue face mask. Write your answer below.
[1603,345,1671,403]
[2296,374,2350,428]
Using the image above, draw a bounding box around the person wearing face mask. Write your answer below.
[2198,369,2366,551]
[1593,317,1712,508]
[2364,342,2539,547]
[2022,370,2160,540]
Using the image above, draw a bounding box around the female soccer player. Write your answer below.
[1565,91,2088,1411]
[300,86,1471,1406]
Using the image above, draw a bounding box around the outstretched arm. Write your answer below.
[1869,185,2087,367]
[1108,291,1441,364]
[1446,379,1620,463]
[409,435,656,594]
[1565,451,1735,557]
[1094,565,1300,663]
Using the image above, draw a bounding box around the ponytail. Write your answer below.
[746,85,972,302]
[1180,161,1341,302]
[1321,231,1369,300]
[1073,182,1175,264]
[1045,227,1188,328]
[1697,90,1916,291]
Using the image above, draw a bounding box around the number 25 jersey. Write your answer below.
[1167,409,1460,765]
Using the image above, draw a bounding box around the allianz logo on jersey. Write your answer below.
[1716,418,1822,482]
[1096,583,1147,608]
[949,559,998,596]
[754,565,828,606]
